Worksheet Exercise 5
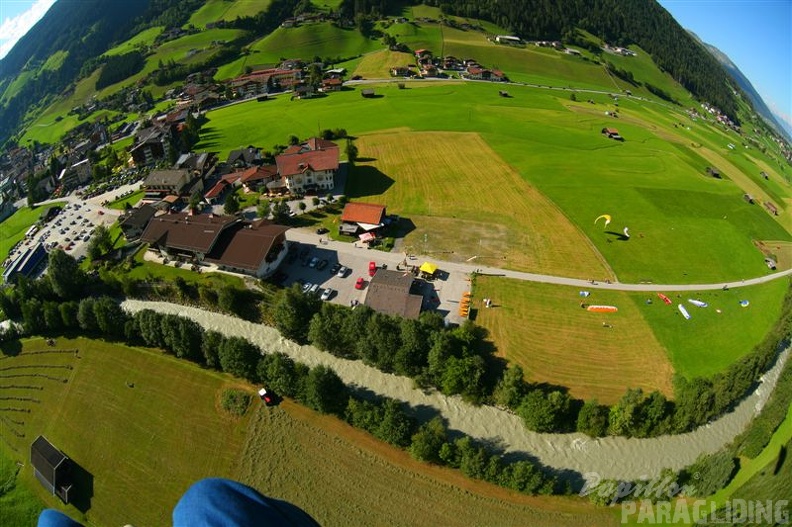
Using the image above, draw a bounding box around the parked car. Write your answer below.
[320,288,333,301]
[316,227,329,235]
[309,283,320,294]
[308,256,319,268]
[302,282,313,294]
[355,277,365,290]
[337,265,348,278]
[316,259,329,270]
[330,263,341,275]
[368,261,377,276]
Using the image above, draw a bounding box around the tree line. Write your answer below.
[96,52,146,90]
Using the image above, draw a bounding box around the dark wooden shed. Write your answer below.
[31,435,73,503]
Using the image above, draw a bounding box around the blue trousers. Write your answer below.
[38,478,319,526]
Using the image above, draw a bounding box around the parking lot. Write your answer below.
[280,231,473,324]
[5,196,121,270]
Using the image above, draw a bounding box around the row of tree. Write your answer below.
[95,51,146,90]
[272,285,496,403]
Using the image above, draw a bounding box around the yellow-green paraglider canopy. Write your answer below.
[420,262,438,275]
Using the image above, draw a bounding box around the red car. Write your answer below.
[258,388,275,406]
[368,261,377,276]
[355,277,365,290]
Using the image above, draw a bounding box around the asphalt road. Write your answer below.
[284,228,791,291]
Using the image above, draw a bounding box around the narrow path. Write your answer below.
[121,299,791,481]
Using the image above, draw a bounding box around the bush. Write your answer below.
[220,389,251,417]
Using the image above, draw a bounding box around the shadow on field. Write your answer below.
[346,166,395,198]
[605,230,630,241]
[69,460,94,513]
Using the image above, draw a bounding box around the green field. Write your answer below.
[631,279,790,378]
[0,203,64,271]
[248,24,382,65]
[196,81,790,283]
[0,337,618,527]
[104,26,163,56]
[187,0,271,28]
[107,189,144,210]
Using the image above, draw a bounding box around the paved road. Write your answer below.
[285,228,791,291]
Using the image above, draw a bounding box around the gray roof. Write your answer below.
[364,269,423,319]
[143,169,191,188]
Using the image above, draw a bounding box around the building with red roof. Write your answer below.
[274,138,339,193]
[339,202,386,235]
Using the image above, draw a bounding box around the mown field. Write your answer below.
[473,276,673,403]
[352,49,415,79]
[196,81,789,283]
[0,338,619,527]
[0,338,251,526]
[473,276,789,397]
[350,130,613,279]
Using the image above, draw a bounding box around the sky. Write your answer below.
[658,0,792,136]
[0,0,789,133]
[0,0,55,59]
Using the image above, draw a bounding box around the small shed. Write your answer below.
[743,194,754,204]
[601,127,623,141]
[361,88,375,98]
[765,202,779,216]
[706,166,721,179]
[31,435,73,503]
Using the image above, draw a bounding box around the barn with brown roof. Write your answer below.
[339,202,386,235]
[205,219,289,277]
[140,213,239,259]
[140,213,290,277]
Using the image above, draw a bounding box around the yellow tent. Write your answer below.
[419,262,438,275]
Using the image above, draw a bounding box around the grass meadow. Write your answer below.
[633,278,790,379]
[0,338,619,527]
[186,0,271,28]
[473,276,673,403]
[196,81,789,283]
[103,27,163,56]
[106,189,144,210]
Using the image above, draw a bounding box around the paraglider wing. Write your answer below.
[623,227,630,238]
[594,214,612,228]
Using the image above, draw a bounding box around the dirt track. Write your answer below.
[122,299,790,481]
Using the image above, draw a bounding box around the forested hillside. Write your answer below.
[0,0,204,146]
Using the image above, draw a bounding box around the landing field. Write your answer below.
[472,276,673,403]
[632,278,790,379]
[0,338,618,527]
[195,81,789,284]
[473,276,789,395]
[350,131,613,279]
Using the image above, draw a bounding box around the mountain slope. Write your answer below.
[689,31,792,142]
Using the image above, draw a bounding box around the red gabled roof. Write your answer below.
[275,138,339,177]
[341,202,386,225]
[204,179,229,199]
[240,165,278,184]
